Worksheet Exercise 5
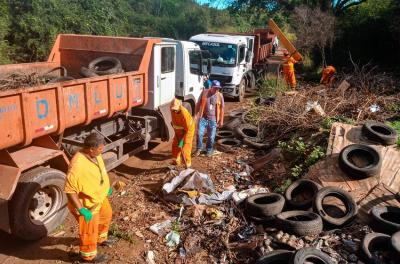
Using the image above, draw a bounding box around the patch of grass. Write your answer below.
[274,179,292,194]
[321,116,355,130]
[109,223,134,243]
[386,120,400,148]
[257,73,288,98]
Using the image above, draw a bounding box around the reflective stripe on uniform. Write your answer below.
[80,250,97,257]
[172,125,184,129]
[99,232,108,238]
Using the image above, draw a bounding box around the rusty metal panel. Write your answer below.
[63,83,86,127]
[29,88,59,136]
[0,95,24,149]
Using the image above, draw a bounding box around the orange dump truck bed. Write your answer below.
[0,34,160,150]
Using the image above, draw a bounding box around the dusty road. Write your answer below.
[0,99,246,263]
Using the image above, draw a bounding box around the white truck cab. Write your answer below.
[190,33,255,102]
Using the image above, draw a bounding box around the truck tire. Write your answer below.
[236,78,246,102]
[182,101,193,116]
[276,210,323,237]
[362,121,398,145]
[246,193,285,217]
[9,167,68,240]
[88,56,123,75]
[285,179,322,210]
[246,71,256,92]
[338,144,382,179]
[291,248,334,264]
[313,187,357,227]
[255,250,294,264]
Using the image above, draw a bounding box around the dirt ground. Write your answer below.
[0,99,250,264]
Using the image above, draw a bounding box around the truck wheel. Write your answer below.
[9,167,68,240]
[182,101,193,116]
[236,79,246,102]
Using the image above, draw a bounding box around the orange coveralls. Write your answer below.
[321,66,336,85]
[65,152,111,261]
[282,56,297,89]
[171,105,195,167]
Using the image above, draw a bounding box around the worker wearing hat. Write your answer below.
[170,98,195,168]
[65,133,114,263]
[195,80,224,157]
[320,65,336,86]
[282,50,298,89]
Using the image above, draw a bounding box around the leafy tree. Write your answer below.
[0,2,11,64]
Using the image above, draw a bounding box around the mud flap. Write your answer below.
[159,103,175,141]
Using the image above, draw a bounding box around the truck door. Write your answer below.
[155,44,176,106]
[187,49,203,104]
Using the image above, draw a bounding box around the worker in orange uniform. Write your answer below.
[65,133,114,263]
[320,65,336,86]
[170,98,195,168]
[282,50,298,90]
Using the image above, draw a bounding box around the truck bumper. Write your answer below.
[220,84,238,97]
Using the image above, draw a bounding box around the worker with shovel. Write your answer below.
[170,98,195,168]
[282,50,298,90]
[64,133,114,263]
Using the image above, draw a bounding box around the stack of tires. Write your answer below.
[218,109,268,150]
[246,179,358,264]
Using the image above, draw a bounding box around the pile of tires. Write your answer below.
[360,232,399,264]
[255,247,334,264]
[245,179,358,237]
[80,56,124,77]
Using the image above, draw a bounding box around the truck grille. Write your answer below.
[209,74,232,85]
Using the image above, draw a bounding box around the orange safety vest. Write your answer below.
[282,57,297,73]
[198,90,224,123]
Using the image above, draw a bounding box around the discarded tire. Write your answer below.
[361,232,395,263]
[285,179,322,210]
[276,210,323,237]
[255,97,276,106]
[243,137,269,150]
[371,206,400,234]
[229,109,246,118]
[222,117,241,131]
[313,187,357,226]
[216,130,235,139]
[80,66,98,77]
[47,76,75,83]
[291,248,334,264]
[246,193,285,217]
[234,124,258,140]
[391,231,400,253]
[339,144,382,179]
[255,250,294,264]
[217,138,241,148]
[362,121,398,145]
[88,56,123,75]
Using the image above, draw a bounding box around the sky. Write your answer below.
[195,0,231,9]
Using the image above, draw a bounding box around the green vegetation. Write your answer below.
[258,74,288,98]
[109,223,134,243]
[386,121,400,148]
[321,116,355,130]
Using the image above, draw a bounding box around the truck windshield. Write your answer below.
[195,41,237,67]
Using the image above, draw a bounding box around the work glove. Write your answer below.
[79,207,93,222]
[108,187,113,196]
[178,139,184,148]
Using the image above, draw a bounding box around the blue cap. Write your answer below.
[212,80,221,88]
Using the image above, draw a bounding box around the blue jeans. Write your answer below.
[197,118,217,153]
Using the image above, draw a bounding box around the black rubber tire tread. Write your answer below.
[216,138,242,148]
[361,232,391,261]
[80,66,98,77]
[47,76,74,83]
[285,179,322,210]
[222,117,241,131]
[9,167,68,240]
[291,247,334,264]
[234,124,258,140]
[236,78,246,102]
[338,144,382,179]
[243,137,269,150]
[371,206,400,234]
[182,101,193,116]
[362,121,398,145]
[216,130,235,139]
[88,56,123,75]
[229,109,246,118]
[276,210,323,237]
[246,193,285,217]
[255,250,294,264]
[313,186,358,226]
[391,231,400,253]
[246,71,256,92]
